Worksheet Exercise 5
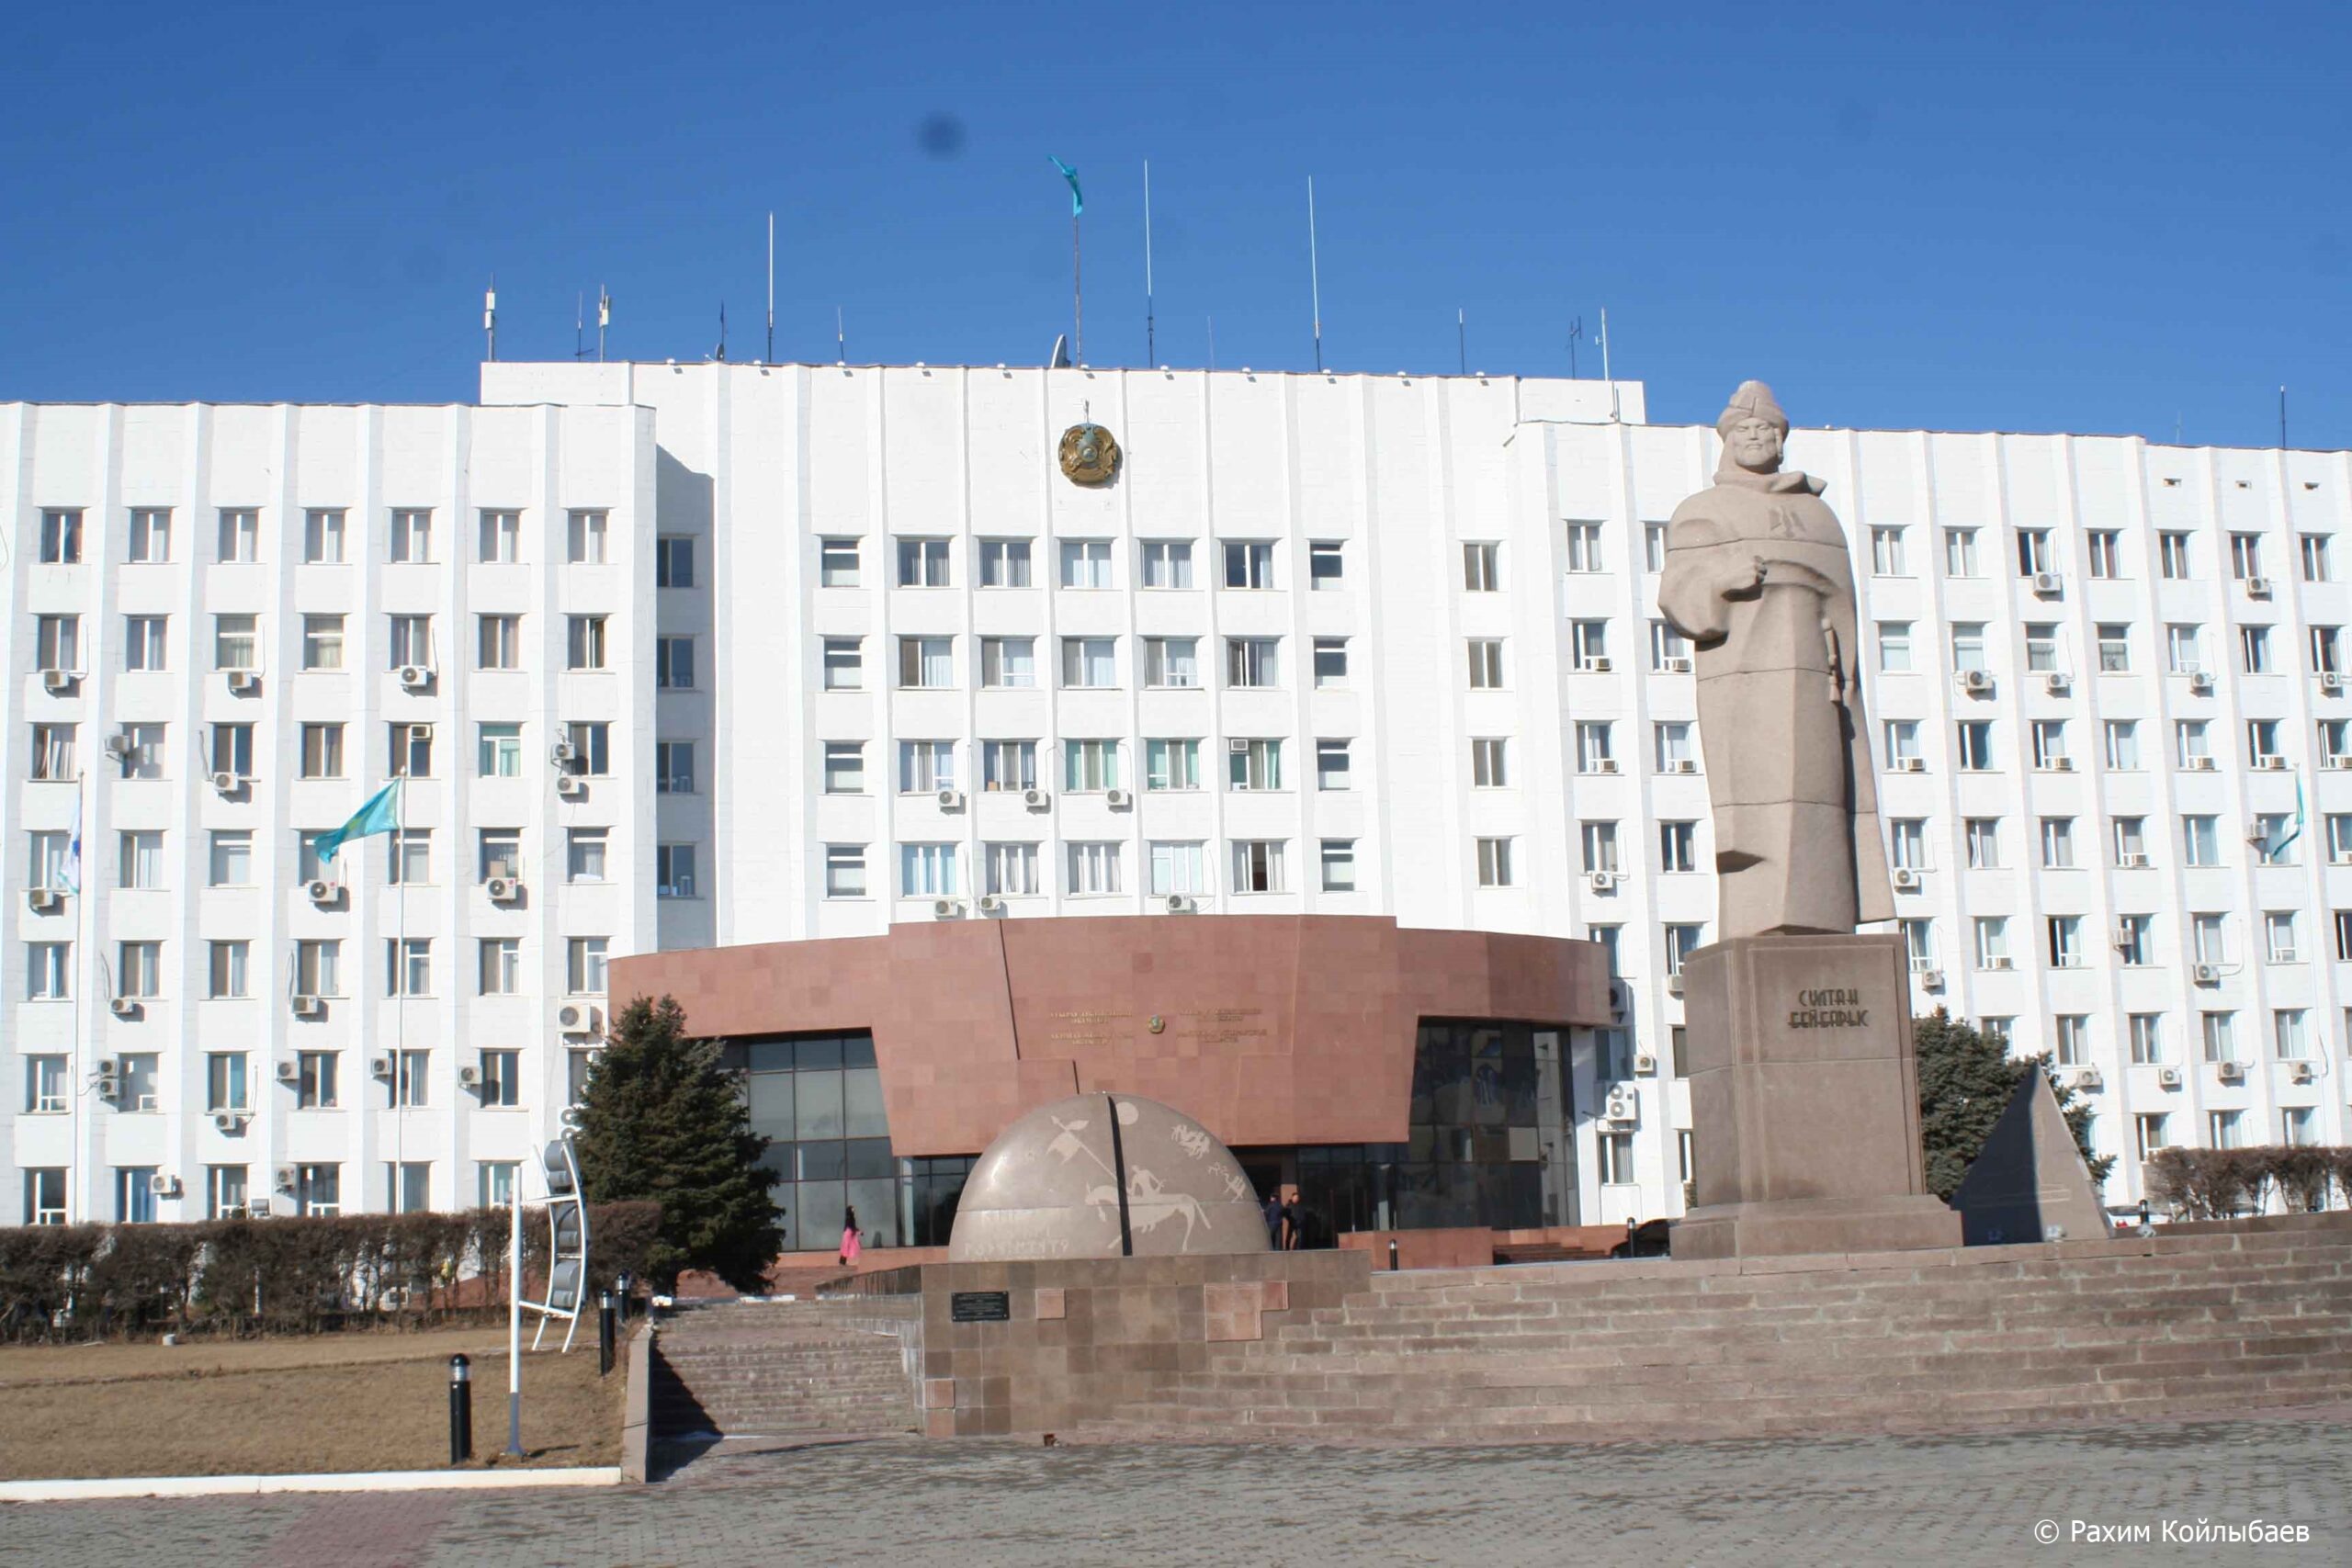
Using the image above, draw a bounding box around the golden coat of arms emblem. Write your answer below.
[1057,423,1121,486]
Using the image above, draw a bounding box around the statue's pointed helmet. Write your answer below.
[1716,380,1790,437]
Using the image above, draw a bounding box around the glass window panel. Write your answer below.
[842,1067,888,1137]
[795,1070,845,1138]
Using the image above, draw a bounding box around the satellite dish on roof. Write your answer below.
[1048,333,1071,369]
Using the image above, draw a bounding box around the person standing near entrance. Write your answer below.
[839,1205,863,1269]
[1279,1190,1304,1251]
[1261,1190,1283,1247]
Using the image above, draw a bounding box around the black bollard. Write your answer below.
[598,1291,616,1377]
[1387,1237,1399,1272]
[448,1354,473,1463]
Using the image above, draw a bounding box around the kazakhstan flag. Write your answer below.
[319,779,401,865]
[1049,156,1082,216]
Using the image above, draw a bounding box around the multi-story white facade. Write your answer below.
[6,361,2346,1232]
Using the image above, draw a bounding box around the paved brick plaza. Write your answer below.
[2,1410,2344,1567]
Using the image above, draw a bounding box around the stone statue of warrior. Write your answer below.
[1657,381,1894,939]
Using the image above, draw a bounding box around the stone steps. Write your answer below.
[650,1301,917,1438]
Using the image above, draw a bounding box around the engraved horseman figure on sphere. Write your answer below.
[1656,381,1894,940]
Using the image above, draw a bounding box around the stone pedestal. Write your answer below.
[1674,933,1961,1259]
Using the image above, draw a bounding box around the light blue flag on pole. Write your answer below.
[61,795,82,894]
[319,779,401,865]
[1049,156,1082,216]
[2266,776,2306,859]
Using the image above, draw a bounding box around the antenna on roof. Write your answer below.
[715,302,728,362]
[1457,308,1466,377]
[1566,316,1583,379]
[574,293,585,361]
[1306,177,1324,373]
[483,278,497,363]
[1207,314,1216,372]
[766,212,775,366]
[1143,160,1156,368]
[835,306,846,366]
[2279,385,2288,449]
[597,287,611,363]
[1599,307,1617,422]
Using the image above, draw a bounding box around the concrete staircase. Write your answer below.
[1102,1221,2352,1442]
[651,1300,918,1439]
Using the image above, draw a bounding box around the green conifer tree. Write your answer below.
[571,995,781,1292]
[1916,1007,2115,1200]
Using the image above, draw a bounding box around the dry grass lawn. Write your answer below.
[0,1325,624,1480]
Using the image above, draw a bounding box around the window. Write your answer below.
[2182,816,2221,868]
[2284,1107,2317,1149]
[1476,838,1514,888]
[899,637,954,688]
[2031,720,2068,770]
[1231,840,1285,893]
[478,723,523,778]
[114,1167,157,1224]
[478,1049,521,1108]
[2133,1114,2168,1164]
[1318,840,1356,893]
[2176,720,2210,768]
[2096,624,2131,674]
[25,829,68,892]
[1148,841,1209,897]
[2046,916,2083,968]
[1643,523,1668,572]
[2247,720,2284,770]
[1564,521,1604,573]
[214,613,258,671]
[1973,919,2009,970]
[1138,539,1193,589]
[2086,530,2121,579]
[1226,637,1279,688]
[549,509,607,568]
[1963,818,2000,869]
[896,536,951,587]
[1580,821,1620,875]
[2192,914,2227,965]
[823,741,865,795]
[1883,720,1920,767]
[479,509,522,563]
[1064,739,1121,793]
[1577,722,1615,773]
[655,536,695,587]
[295,722,343,780]
[566,615,607,671]
[303,508,345,564]
[28,942,72,999]
[978,537,1032,587]
[33,614,80,674]
[2040,817,2075,868]
[475,614,521,671]
[978,637,1033,688]
[1877,622,1912,673]
[2129,1013,2165,1066]
[1956,721,1995,771]
[2209,1110,2244,1153]
[566,937,609,995]
[1950,622,1987,674]
[2200,1012,2236,1065]
[388,721,432,779]
[1599,1131,1637,1185]
[1058,537,1112,589]
[385,828,431,886]
[2165,624,2203,675]
[1466,639,1505,689]
[2333,815,2352,864]
[218,508,261,563]
[130,507,171,563]
[2339,909,2352,963]
[208,722,254,780]
[1871,526,1909,576]
[2158,531,2192,580]
[2240,625,2273,674]
[2314,626,2344,676]
[1570,620,1610,668]
[1471,738,1508,788]
[1142,637,1198,688]
[199,1165,246,1221]
[984,842,1040,896]
[121,615,167,672]
[898,740,956,794]
[208,829,254,887]
[205,1053,250,1113]
[388,614,435,671]
[656,636,696,690]
[39,507,83,563]
[478,1163,517,1210]
[982,740,1038,792]
[25,1055,66,1113]
[296,940,343,999]
[566,829,608,883]
[2301,533,2332,582]
[657,842,698,898]
[2264,911,2299,963]
[387,1162,431,1213]
[121,1051,160,1107]
[821,637,863,691]
[1144,739,1199,792]
[2024,625,2061,673]
[2103,720,2139,771]
[31,723,77,781]
[1312,637,1349,688]
[825,844,867,898]
[1066,841,1121,896]
[208,940,251,998]
[2016,527,2053,576]
[2112,817,2148,866]
[389,508,433,563]
[1942,526,1979,577]
[2230,532,2263,581]
[818,536,859,585]
[1227,739,1283,791]
[1463,541,1499,592]
[1060,637,1116,688]
[1647,622,1690,671]
[479,829,521,883]
[119,830,164,889]
[899,843,958,897]
[1222,540,1275,589]
[2116,914,2153,966]
[1659,820,1698,873]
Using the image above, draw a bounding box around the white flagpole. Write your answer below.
[1307,176,1323,374]
[393,773,406,1198]
[1143,160,1155,367]
[508,1173,525,1455]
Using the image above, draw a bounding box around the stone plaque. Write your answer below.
[950,1291,1012,1324]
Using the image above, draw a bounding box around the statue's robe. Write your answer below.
[1657,467,1894,939]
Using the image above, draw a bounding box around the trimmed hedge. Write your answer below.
[2143,1146,2352,1222]
[0,1201,658,1344]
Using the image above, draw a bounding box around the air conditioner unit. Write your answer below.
[94,1075,119,1100]
[557,1003,603,1035]
[2043,671,2071,695]
[1633,1051,1658,1076]
[1608,979,1630,1024]
[1588,869,1616,894]
[210,770,241,794]
[2327,756,2352,771]
[1162,894,1193,913]
[290,994,324,1018]
[1580,656,1613,673]
[1665,973,1685,998]
[1603,1085,1638,1123]
[1896,757,1927,773]
[2187,670,2214,694]
[1661,656,1693,673]
[1592,759,1619,775]
[2290,1061,2317,1084]
[2216,1060,2245,1084]
[550,738,577,764]
[245,1199,271,1219]
[370,1054,395,1079]
[2111,921,2137,949]
[108,996,139,1018]
[1668,759,1697,774]
[306,878,340,904]
[2118,852,2149,868]
[458,1065,481,1088]
[275,1059,300,1083]
[2321,671,2345,692]
[934,787,965,810]
[2186,755,2216,772]
[2072,1067,2103,1091]
[1917,968,1946,991]
[104,731,134,760]
[977,894,1006,913]
[2244,576,2272,598]
[486,875,521,903]
[213,1111,246,1134]
[2244,821,2268,844]
[932,897,963,919]
[2272,948,2300,964]
[1104,788,1132,808]
[275,1166,297,1191]
[2047,756,2074,772]
[225,670,261,694]
[1958,669,1994,694]
[1984,956,2015,971]
[2155,1066,2184,1089]
[27,887,63,912]
[397,664,434,690]
[2191,963,2222,987]
[41,668,76,694]
[554,774,585,798]
[2031,571,2064,596]
[1022,787,1049,809]
[2255,756,2289,771]
[1891,866,1921,891]
[148,1173,179,1198]
[95,1056,118,1077]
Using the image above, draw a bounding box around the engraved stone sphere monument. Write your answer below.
[947,1093,1272,1263]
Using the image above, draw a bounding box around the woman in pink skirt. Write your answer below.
[838,1206,863,1269]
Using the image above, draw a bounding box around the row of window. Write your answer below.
[836,536,1422,593]
[21,1043,559,1116]
[818,735,1434,795]
[820,634,1508,691]
[1883,813,2350,872]
[20,935,611,1001]
[27,719,637,783]
[816,835,1522,898]
[1907,909,2342,970]
[16,1156,537,1226]
[1876,716,2346,779]
[1855,523,2335,586]
[28,613,691,684]
[30,507,638,570]
[25,826,695,897]
[1871,619,2346,678]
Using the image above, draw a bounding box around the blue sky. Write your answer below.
[3,1,2346,447]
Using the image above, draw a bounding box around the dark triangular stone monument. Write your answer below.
[1949,1071,2111,1246]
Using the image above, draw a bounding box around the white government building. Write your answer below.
[4,359,2346,1232]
